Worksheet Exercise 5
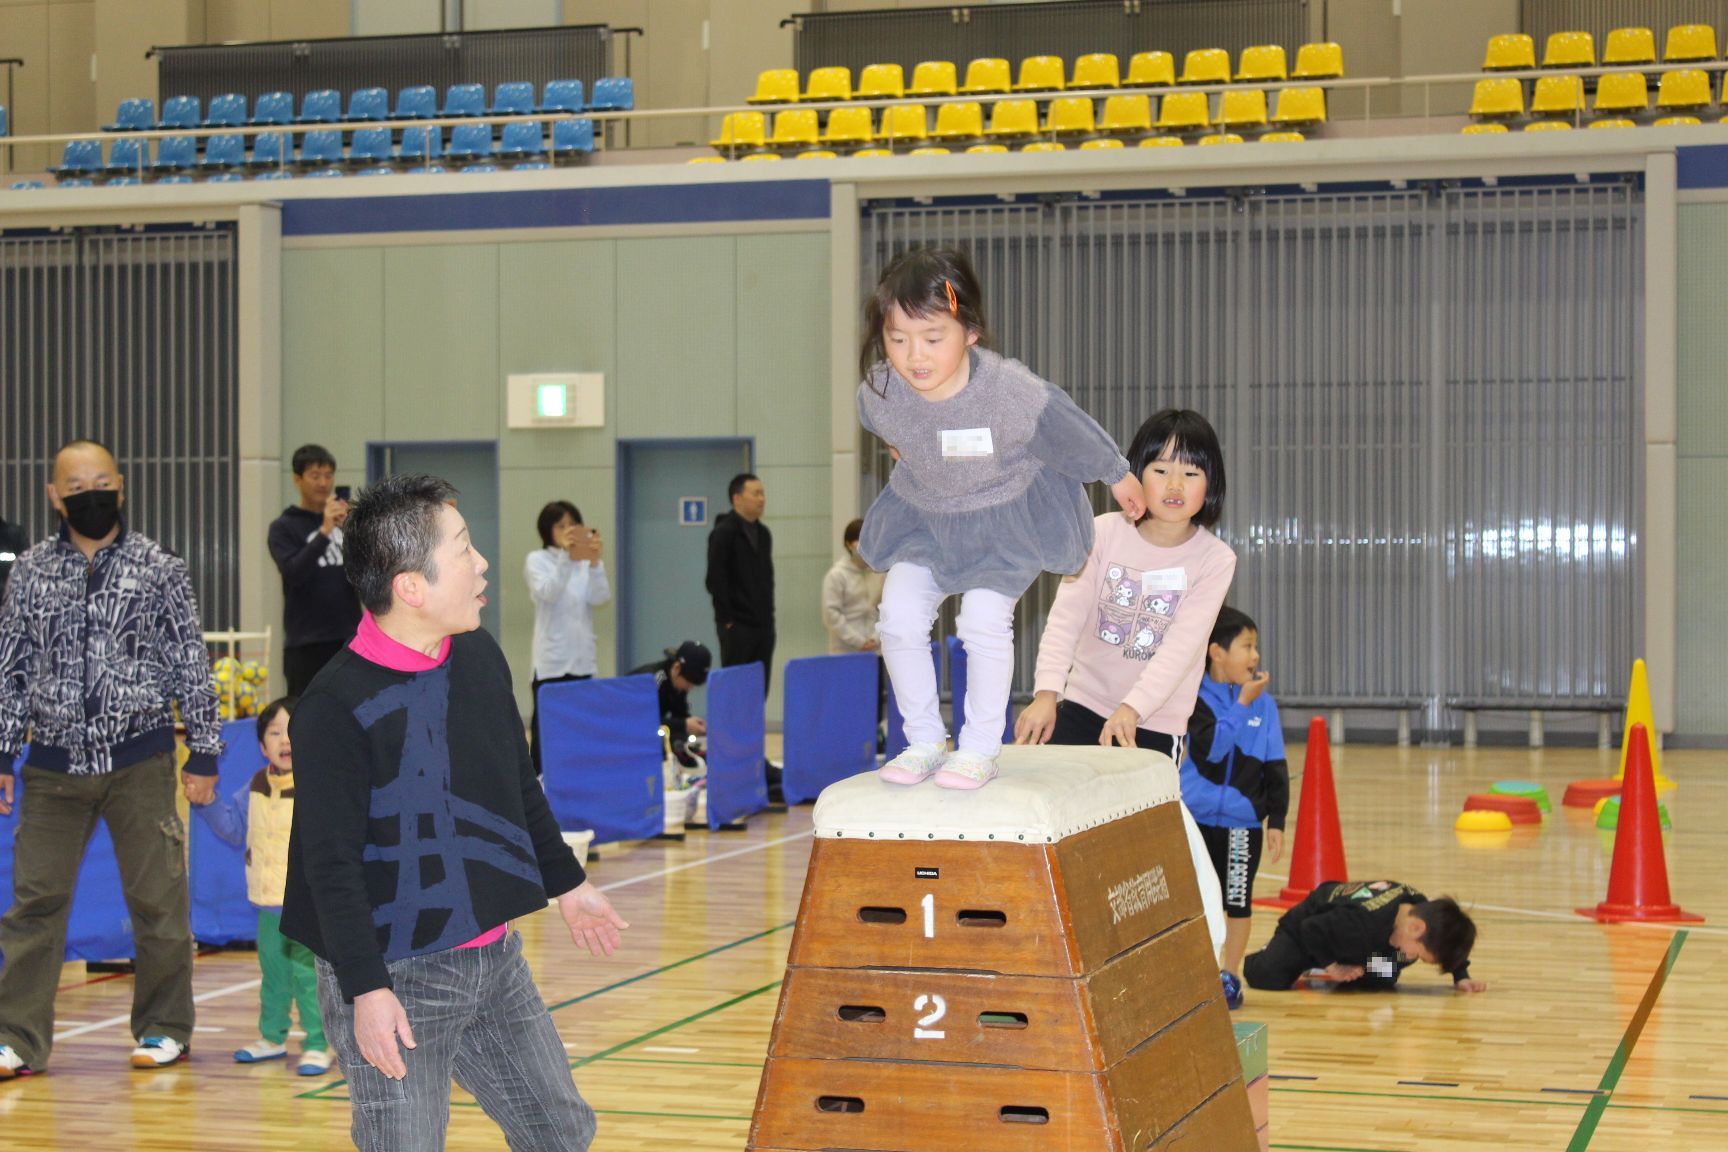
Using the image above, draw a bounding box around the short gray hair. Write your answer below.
[344,474,458,615]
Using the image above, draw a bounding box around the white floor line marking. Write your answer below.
[53,978,261,1043]
[595,830,814,894]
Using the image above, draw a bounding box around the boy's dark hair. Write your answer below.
[256,695,298,744]
[291,444,337,476]
[859,246,990,388]
[1412,897,1476,975]
[537,500,582,548]
[1124,408,1227,529]
[728,473,760,501]
[843,517,864,547]
[344,473,459,615]
[1209,606,1258,655]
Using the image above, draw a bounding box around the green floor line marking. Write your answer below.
[1270,1087,1587,1109]
[295,922,793,1100]
[1566,928,1689,1152]
[569,980,781,1070]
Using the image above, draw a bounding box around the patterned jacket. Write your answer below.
[0,521,224,775]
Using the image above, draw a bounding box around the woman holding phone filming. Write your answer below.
[525,499,612,775]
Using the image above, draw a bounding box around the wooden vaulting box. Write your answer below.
[750,746,1258,1152]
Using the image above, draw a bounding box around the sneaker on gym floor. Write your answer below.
[130,1036,187,1069]
[878,741,945,785]
[297,1049,332,1077]
[233,1040,287,1063]
[1221,970,1245,1011]
[931,750,999,790]
[0,1045,31,1079]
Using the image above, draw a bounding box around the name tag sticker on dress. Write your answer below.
[1141,567,1188,593]
[941,427,995,458]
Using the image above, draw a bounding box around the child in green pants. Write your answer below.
[198,697,329,1075]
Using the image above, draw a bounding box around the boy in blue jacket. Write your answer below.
[1181,607,1289,1010]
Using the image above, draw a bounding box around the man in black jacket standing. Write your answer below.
[268,445,363,695]
[705,473,776,693]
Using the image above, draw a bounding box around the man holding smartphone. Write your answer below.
[268,444,364,695]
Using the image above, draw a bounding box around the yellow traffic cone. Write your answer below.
[1616,659,1676,790]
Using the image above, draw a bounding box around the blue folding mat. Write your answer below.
[883,640,941,759]
[0,749,133,963]
[187,718,273,945]
[780,653,877,805]
[704,662,767,828]
[945,634,1017,745]
[538,675,663,844]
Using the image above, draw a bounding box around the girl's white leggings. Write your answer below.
[877,562,1016,758]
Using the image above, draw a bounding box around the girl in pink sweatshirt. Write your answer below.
[1016,409,1236,759]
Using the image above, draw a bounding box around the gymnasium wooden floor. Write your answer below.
[1,739,1725,1150]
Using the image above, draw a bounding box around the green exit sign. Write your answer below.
[535,382,568,419]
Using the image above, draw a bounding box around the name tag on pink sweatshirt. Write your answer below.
[1141,567,1188,593]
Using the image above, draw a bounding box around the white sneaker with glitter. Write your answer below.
[932,750,1000,790]
[878,741,945,785]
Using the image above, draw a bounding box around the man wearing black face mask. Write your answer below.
[0,439,225,1080]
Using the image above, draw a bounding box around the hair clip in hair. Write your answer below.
[944,279,958,317]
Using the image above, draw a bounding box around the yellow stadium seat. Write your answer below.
[1542,31,1595,68]
[1220,88,1268,129]
[1588,118,1636,129]
[1292,42,1345,80]
[1461,123,1509,134]
[1530,74,1585,116]
[1593,71,1649,113]
[1272,86,1328,125]
[1656,68,1712,110]
[1156,90,1211,131]
[1022,141,1067,152]
[1046,97,1096,135]
[930,101,985,141]
[985,98,1040,138]
[804,66,852,101]
[909,146,950,156]
[1015,55,1066,92]
[769,108,820,149]
[1080,138,1125,149]
[880,103,929,145]
[1524,120,1572,131]
[1483,33,1536,71]
[1602,27,1656,67]
[1180,48,1231,85]
[1469,77,1525,119]
[853,148,893,158]
[1199,133,1244,145]
[796,150,838,159]
[1260,131,1304,142]
[966,144,1009,154]
[740,152,782,161]
[1664,24,1717,63]
[1126,51,1176,88]
[1100,93,1153,134]
[748,69,800,105]
[909,60,958,97]
[824,105,875,147]
[1236,45,1288,82]
[1071,53,1120,89]
[1655,115,1703,126]
[857,63,905,100]
[960,58,1012,95]
[688,156,726,164]
[710,111,766,151]
[1139,135,1184,147]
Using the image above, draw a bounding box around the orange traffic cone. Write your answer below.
[1254,716,1347,910]
[1578,723,1701,924]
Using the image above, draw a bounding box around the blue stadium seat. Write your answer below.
[463,163,500,174]
[538,79,584,113]
[348,127,394,166]
[153,134,198,171]
[297,129,344,166]
[447,122,494,161]
[0,106,7,137]
[549,118,595,159]
[442,84,486,117]
[346,87,389,122]
[407,164,448,175]
[298,89,342,123]
[205,172,245,183]
[57,178,96,188]
[105,137,149,174]
[355,165,395,177]
[304,167,344,179]
[397,125,442,161]
[51,139,102,175]
[107,175,143,187]
[203,93,247,128]
[254,169,294,181]
[394,86,437,119]
[513,161,551,171]
[498,120,544,158]
[588,77,634,111]
[105,98,156,132]
[490,81,535,116]
[10,180,46,190]
[199,133,246,170]
[159,96,201,130]
[252,91,295,125]
[248,132,294,167]
[157,174,193,185]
